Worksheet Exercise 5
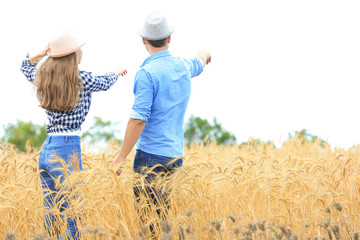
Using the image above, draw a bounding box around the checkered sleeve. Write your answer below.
[79,70,119,93]
[20,54,37,83]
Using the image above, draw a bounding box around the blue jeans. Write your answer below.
[39,136,83,240]
[133,149,182,228]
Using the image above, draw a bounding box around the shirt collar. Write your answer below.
[140,50,171,67]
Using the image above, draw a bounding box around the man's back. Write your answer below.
[131,50,204,157]
[112,10,211,171]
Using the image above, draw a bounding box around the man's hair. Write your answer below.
[35,52,83,112]
[146,38,167,48]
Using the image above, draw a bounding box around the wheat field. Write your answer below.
[1,137,360,240]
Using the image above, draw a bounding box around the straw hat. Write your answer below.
[48,31,86,58]
[139,11,174,41]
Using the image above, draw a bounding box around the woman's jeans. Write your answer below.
[133,149,182,227]
[39,136,83,240]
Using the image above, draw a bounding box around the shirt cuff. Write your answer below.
[25,53,38,66]
[130,109,148,122]
[106,72,119,78]
[195,56,205,68]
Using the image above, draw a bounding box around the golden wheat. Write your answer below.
[0,138,360,239]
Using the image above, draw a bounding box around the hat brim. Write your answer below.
[48,42,86,58]
[138,26,174,41]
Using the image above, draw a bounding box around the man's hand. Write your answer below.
[196,51,211,66]
[112,155,126,176]
[111,118,146,176]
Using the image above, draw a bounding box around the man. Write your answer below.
[112,10,211,228]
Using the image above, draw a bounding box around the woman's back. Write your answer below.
[21,56,119,134]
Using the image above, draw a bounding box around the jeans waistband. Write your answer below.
[45,135,80,143]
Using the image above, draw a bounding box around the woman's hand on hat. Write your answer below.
[40,43,51,57]
[28,43,51,63]
[114,67,128,77]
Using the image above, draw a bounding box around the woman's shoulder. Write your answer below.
[78,69,92,78]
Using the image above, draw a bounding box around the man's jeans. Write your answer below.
[39,136,82,240]
[133,149,182,228]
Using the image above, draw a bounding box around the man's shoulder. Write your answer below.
[143,55,191,70]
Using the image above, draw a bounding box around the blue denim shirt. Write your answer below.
[130,50,204,157]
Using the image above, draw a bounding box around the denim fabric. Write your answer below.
[39,135,82,240]
[130,50,204,157]
[133,149,183,175]
[133,149,182,228]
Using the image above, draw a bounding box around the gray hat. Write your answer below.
[139,11,174,40]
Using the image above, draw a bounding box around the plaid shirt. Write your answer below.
[20,55,118,134]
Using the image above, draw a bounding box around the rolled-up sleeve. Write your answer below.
[130,69,153,122]
[20,54,37,83]
[80,70,118,93]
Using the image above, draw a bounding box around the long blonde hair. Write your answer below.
[35,52,82,112]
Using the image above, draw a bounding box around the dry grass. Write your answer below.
[1,137,360,239]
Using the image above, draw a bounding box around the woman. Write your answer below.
[20,31,127,239]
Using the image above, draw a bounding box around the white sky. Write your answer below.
[1,0,359,149]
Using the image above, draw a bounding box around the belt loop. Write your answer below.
[48,136,52,143]
[65,136,68,143]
